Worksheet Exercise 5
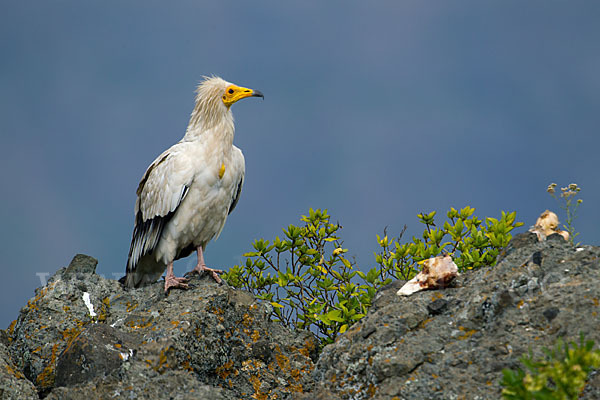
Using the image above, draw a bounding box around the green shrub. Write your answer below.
[224,208,379,347]
[376,206,524,280]
[501,334,600,399]
[224,207,523,347]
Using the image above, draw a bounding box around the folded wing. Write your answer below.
[126,145,195,273]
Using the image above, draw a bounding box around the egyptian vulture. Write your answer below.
[122,76,263,293]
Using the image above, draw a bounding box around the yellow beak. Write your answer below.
[223,85,264,107]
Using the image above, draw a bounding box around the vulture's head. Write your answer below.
[190,76,263,129]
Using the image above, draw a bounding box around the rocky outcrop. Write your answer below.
[4,255,317,399]
[312,233,600,399]
[0,338,38,399]
[2,233,599,399]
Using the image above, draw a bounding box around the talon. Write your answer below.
[164,275,189,294]
[185,246,223,284]
[188,264,223,284]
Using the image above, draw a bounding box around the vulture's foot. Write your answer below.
[164,275,189,293]
[186,264,223,284]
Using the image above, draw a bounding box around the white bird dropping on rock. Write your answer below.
[397,255,459,296]
[82,292,97,318]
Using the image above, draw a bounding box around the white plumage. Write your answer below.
[123,76,263,292]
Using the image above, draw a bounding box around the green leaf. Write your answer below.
[326,310,345,323]
[366,268,378,284]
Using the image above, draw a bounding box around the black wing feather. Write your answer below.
[228,176,243,215]
[125,184,189,273]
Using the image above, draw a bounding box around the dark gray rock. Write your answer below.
[311,233,600,399]
[427,298,448,315]
[542,306,559,321]
[8,257,118,395]
[7,254,318,399]
[0,341,38,399]
[5,234,600,399]
[46,369,227,400]
[55,323,141,387]
[63,254,98,277]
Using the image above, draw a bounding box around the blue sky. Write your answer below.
[1,2,599,328]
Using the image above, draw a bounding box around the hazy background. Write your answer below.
[1,2,599,328]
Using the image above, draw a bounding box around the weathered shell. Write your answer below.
[397,255,459,296]
[529,210,569,241]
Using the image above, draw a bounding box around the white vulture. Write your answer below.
[122,76,263,293]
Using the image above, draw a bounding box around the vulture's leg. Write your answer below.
[187,245,223,283]
[164,261,189,293]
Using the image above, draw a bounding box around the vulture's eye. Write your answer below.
[228,88,234,94]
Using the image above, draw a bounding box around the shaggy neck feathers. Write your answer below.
[183,77,234,146]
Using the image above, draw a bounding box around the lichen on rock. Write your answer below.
[5,254,317,399]
[3,234,600,399]
[311,233,600,399]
